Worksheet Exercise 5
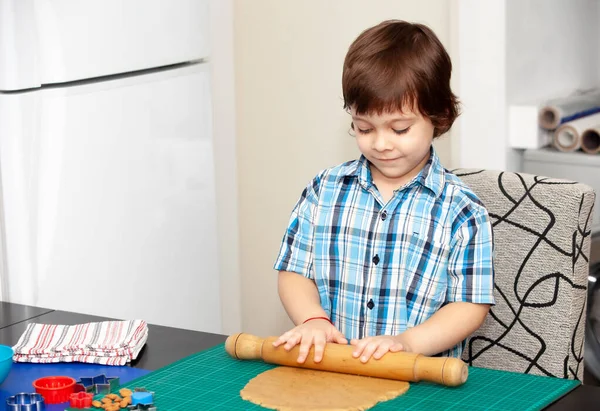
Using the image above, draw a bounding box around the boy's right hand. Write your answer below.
[272,319,347,364]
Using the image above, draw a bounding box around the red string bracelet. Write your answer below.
[303,316,333,325]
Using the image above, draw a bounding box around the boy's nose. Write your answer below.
[372,132,390,152]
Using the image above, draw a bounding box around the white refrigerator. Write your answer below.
[0,0,222,333]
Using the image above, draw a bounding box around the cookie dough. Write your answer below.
[241,366,409,411]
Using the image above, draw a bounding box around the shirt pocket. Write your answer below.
[401,233,450,307]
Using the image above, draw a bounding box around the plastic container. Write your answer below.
[0,345,13,384]
[69,392,93,408]
[32,376,76,404]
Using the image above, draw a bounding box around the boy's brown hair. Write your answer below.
[342,20,460,137]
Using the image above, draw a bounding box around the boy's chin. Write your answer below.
[373,165,409,179]
[371,160,426,181]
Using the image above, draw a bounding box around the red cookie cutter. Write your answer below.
[69,391,93,408]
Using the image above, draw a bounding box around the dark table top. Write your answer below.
[0,302,52,329]
[0,303,598,410]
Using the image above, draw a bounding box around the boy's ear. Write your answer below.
[348,122,356,137]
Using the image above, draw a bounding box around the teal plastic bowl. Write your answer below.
[0,345,13,384]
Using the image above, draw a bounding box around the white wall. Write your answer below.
[507,0,599,171]
[234,0,453,337]
[453,0,599,172]
[454,0,507,170]
[506,0,599,104]
[209,0,241,335]
[0,169,5,300]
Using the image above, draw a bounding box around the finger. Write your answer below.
[272,332,292,347]
[297,334,314,364]
[272,331,292,347]
[359,341,380,363]
[313,333,326,363]
[372,341,393,360]
[333,330,348,345]
[352,339,370,358]
[389,342,404,352]
[283,333,302,351]
[350,339,359,346]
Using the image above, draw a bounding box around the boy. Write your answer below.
[273,20,495,364]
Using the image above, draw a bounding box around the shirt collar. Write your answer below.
[340,147,446,198]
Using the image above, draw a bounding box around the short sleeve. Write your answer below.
[273,175,321,279]
[447,203,495,305]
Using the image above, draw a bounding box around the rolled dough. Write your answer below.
[240,366,409,411]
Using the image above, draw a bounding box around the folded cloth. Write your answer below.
[12,319,148,366]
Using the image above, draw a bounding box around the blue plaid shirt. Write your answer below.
[274,148,495,358]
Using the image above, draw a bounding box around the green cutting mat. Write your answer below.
[115,344,579,410]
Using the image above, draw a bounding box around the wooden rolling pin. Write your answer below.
[225,333,468,387]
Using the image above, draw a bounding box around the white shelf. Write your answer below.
[523,147,600,235]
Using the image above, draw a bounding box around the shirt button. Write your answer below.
[381,211,387,221]
[367,299,375,310]
[372,254,380,265]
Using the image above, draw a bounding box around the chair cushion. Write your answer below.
[452,168,596,380]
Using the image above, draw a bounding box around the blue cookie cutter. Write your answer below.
[130,388,154,405]
[127,405,157,411]
[74,374,120,395]
[6,393,45,411]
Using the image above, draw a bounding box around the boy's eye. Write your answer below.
[393,127,410,135]
[357,127,372,134]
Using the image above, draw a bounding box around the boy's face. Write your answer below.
[350,107,434,185]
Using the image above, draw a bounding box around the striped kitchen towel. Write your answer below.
[12,320,148,365]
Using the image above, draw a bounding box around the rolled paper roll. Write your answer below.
[554,124,582,152]
[553,113,600,152]
[539,91,600,130]
[581,127,600,154]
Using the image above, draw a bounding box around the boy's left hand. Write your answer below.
[350,335,409,363]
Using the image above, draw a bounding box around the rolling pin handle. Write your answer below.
[225,333,264,360]
[413,355,469,387]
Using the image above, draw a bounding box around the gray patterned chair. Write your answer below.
[453,169,596,380]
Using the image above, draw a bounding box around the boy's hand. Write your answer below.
[272,319,348,364]
[350,335,409,363]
